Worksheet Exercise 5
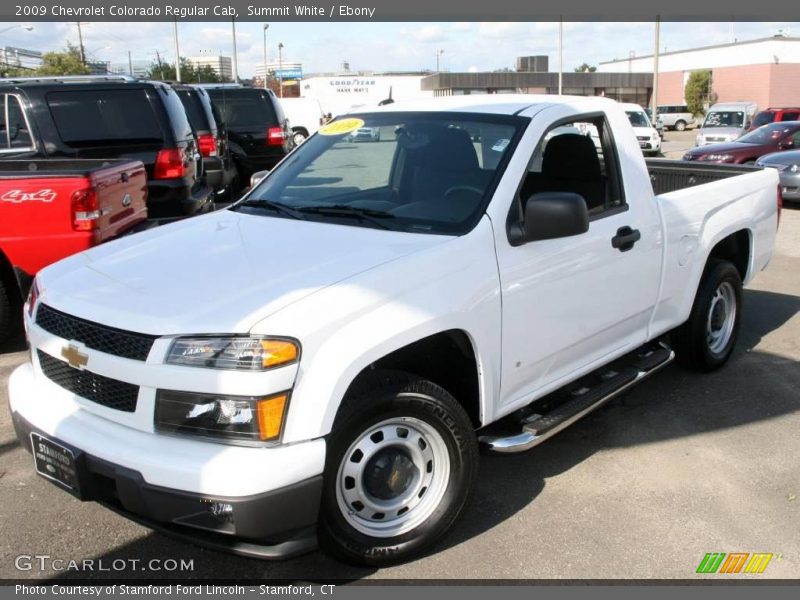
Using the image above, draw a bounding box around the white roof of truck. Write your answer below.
[346,94,619,116]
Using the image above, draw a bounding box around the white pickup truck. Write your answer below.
[9,96,780,566]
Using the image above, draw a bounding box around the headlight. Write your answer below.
[155,390,288,443]
[166,336,299,370]
[26,277,40,318]
[707,154,733,161]
[791,164,799,173]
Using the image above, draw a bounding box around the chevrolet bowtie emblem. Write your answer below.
[61,344,88,370]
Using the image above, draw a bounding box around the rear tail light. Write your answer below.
[267,126,286,146]
[71,188,100,231]
[197,133,217,157]
[154,148,186,179]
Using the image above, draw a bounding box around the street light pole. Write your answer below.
[263,24,270,90]
[0,24,34,35]
[652,16,661,123]
[278,42,284,98]
[558,17,563,95]
[230,17,239,83]
[173,19,182,82]
[436,49,444,72]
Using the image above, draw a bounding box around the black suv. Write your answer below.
[202,85,292,180]
[170,83,239,198]
[0,75,211,217]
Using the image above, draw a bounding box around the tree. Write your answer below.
[36,44,90,76]
[574,63,597,73]
[684,70,712,115]
[145,57,221,83]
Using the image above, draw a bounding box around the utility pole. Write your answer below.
[558,17,563,95]
[173,19,181,82]
[652,16,660,123]
[231,17,239,83]
[436,49,444,72]
[76,22,86,66]
[128,50,133,76]
[278,42,284,98]
[263,24,270,90]
[155,49,164,80]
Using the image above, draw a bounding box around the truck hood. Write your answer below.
[37,210,450,335]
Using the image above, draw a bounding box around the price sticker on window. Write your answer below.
[319,118,365,136]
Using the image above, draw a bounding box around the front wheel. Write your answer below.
[319,370,478,566]
[292,130,308,146]
[672,260,742,371]
[675,120,687,131]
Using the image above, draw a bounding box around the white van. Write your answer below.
[696,102,758,146]
[279,97,329,145]
[620,103,661,156]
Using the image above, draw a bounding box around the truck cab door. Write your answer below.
[490,108,663,414]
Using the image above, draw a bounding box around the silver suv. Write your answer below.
[657,105,696,131]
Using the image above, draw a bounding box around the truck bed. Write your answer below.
[0,159,131,178]
[645,159,759,195]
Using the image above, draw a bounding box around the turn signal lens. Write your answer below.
[260,340,298,368]
[256,394,288,440]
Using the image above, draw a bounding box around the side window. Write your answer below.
[521,114,625,218]
[1,94,34,150]
[781,112,800,122]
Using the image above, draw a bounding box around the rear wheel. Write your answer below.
[292,129,308,146]
[673,260,742,371]
[675,120,687,131]
[319,370,478,566]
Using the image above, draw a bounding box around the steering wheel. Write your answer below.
[443,185,484,201]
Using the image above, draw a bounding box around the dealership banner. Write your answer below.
[4,0,800,21]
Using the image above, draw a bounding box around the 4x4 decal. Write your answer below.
[0,189,57,203]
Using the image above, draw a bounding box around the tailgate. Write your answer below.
[89,161,149,242]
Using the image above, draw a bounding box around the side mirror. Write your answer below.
[250,170,270,188]
[508,192,589,246]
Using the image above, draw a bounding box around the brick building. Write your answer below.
[597,35,800,109]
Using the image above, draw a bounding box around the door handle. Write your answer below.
[611,226,641,252]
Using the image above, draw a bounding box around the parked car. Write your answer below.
[347,126,381,142]
[621,103,661,156]
[748,107,800,132]
[656,104,696,131]
[203,85,292,180]
[9,96,780,566]
[0,75,212,218]
[695,102,758,146]
[756,149,800,202]
[171,83,238,198]
[279,97,330,145]
[0,159,147,342]
[683,121,800,164]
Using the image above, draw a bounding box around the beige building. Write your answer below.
[187,55,233,81]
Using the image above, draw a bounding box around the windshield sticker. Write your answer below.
[319,118,365,136]
[1,189,57,203]
[491,138,510,152]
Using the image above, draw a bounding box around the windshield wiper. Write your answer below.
[296,205,396,230]
[234,198,306,220]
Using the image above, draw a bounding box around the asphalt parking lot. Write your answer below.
[1,206,798,582]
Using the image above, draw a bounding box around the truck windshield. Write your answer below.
[235,112,525,235]
[703,111,744,129]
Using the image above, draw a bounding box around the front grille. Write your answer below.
[37,350,139,412]
[637,135,650,141]
[36,304,156,361]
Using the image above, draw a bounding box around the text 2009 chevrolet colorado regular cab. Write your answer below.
[8,96,780,566]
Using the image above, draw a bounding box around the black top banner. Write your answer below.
[3,0,800,21]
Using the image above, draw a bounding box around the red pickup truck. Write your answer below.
[0,159,148,342]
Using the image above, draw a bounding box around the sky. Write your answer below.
[2,21,800,77]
